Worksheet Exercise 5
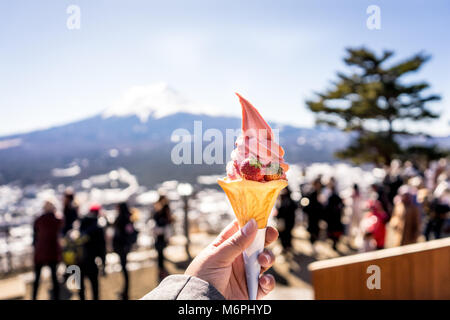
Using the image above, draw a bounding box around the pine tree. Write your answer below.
[306,47,441,165]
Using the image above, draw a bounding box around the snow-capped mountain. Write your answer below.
[102,82,225,122]
[0,84,448,187]
[0,113,350,187]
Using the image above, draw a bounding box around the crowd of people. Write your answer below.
[32,190,174,300]
[30,158,449,300]
[275,158,450,254]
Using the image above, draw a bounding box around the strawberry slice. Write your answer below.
[240,157,264,181]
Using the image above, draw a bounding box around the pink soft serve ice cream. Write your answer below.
[227,93,289,181]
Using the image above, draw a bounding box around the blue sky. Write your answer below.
[1,0,449,136]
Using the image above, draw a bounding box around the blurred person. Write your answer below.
[361,200,388,250]
[302,178,323,245]
[152,195,174,281]
[425,185,450,240]
[433,158,448,189]
[383,161,404,205]
[142,219,277,300]
[387,186,421,246]
[60,189,80,288]
[370,183,392,218]
[320,177,334,203]
[324,179,344,251]
[113,202,137,300]
[275,187,297,253]
[402,161,419,180]
[32,200,63,300]
[349,183,364,239]
[412,177,431,228]
[359,232,377,253]
[62,189,78,236]
[424,161,438,191]
[78,204,106,300]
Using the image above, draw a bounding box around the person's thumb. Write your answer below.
[215,219,257,263]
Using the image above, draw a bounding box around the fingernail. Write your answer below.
[262,253,270,265]
[242,219,256,236]
[260,275,269,286]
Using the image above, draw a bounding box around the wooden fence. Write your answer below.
[308,237,450,299]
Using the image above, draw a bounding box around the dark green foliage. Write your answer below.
[336,132,401,165]
[306,47,442,165]
[404,145,449,166]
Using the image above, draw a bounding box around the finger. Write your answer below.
[215,219,257,263]
[211,220,239,247]
[264,227,278,247]
[256,274,275,300]
[258,249,275,274]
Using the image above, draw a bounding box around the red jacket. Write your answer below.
[33,212,63,264]
[365,202,388,249]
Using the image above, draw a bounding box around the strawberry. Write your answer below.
[264,162,283,181]
[240,157,264,181]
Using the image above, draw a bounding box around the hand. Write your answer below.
[185,219,278,300]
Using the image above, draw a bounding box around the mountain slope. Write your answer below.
[0,112,351,187]
[1,105,448,187]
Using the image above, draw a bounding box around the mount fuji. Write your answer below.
[0,84,448,187]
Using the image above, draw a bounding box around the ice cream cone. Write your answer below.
[218,93,289,299]
[218,177,287,299]
[217,178,287,228]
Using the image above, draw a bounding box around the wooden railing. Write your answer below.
[308,237,450,299]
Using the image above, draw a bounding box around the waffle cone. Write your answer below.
[218,177,288,228]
